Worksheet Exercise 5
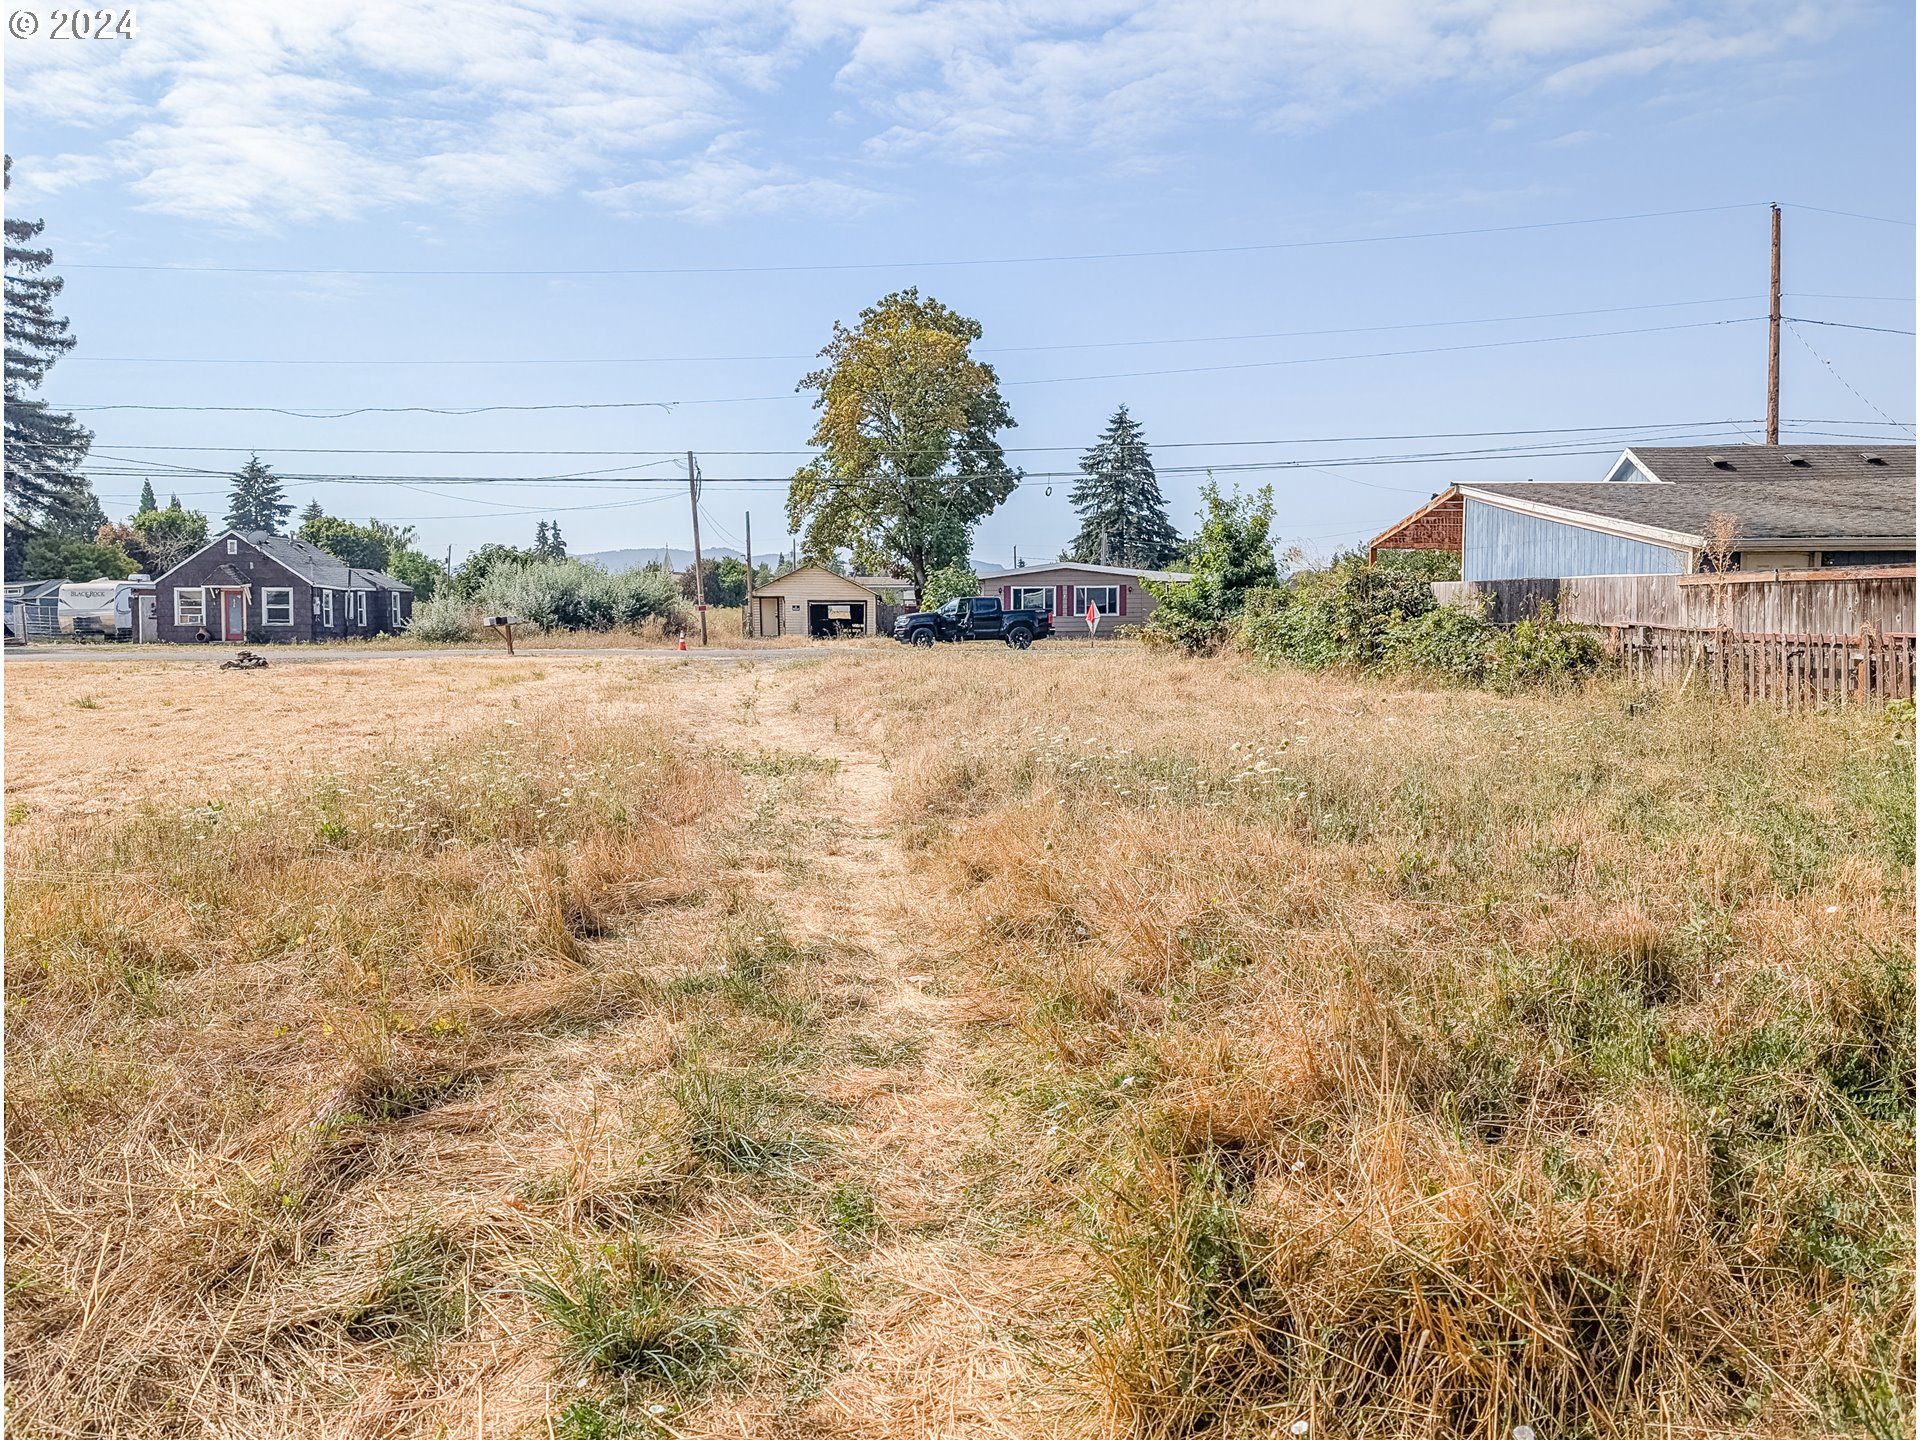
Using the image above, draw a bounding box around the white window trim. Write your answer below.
[1011,586,1054,613]
[262,587,294,625]
[174,587,206,625]
[225,538,238,555]
[322,590,334,626]
[1074,585,1120,616]
[353,591,368,627]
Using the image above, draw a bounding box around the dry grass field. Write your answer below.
[4,646,1912,1439]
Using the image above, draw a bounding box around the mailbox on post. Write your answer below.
[482,614,522,656]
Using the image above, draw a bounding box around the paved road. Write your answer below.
[3,643,838,666]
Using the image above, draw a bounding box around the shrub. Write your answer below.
[1241,552,1608,691]
[472,559,687,633]
[921,565,979,610]
[405,591,478,643]
[1140,483,1279,653]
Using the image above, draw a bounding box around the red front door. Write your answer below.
[223,591,245,640]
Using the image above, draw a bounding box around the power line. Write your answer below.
[1781,316,1917,336]
[1784,322,1916,436]
[76,419,1799,458]
[56,317,1767,417]
[59,203,1761,279]
[63,295,1769,366]
[1781,203,1917,228]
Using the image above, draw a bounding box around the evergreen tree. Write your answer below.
[225,454,291,533]
[299,498,324,526]
[168,493,181,509]
[548,520,566,558]
[534,520,552,556]
[138,479,158,515]
[1065,406,1180,569]
[4,156,97,573]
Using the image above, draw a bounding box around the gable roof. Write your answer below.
[1461,469,1916,549]
[242,532,411,591]
[750,564,879,599]
[977,560,1193,583]
[1608,444,1916,488]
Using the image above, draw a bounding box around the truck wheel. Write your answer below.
[910,629,935,647]
[1006,626,1032,649]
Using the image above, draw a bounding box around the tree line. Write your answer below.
[5,153,1253,603]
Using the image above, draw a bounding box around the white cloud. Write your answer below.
[3,0,1843,225]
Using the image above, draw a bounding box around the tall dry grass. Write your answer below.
[799,647,1916,1437]
[1,703,893,1435]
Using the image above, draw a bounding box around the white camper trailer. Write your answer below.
[58,576,148,639]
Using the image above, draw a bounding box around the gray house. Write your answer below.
[977,560,1192,637]
[1374,445,1915,582]
[153,531,413,643]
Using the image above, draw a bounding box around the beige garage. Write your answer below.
[747,566,883,638]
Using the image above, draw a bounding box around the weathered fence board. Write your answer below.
[1611,626,1916,706]
[1438,566,1915,634]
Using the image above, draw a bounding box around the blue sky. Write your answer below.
[7,0,1914,567]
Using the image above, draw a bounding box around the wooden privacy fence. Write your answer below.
[1611,625,1916,707]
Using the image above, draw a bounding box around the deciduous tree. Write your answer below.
[787,289,1017,591]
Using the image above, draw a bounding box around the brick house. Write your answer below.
[153,530,413,643]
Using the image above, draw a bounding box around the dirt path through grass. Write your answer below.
[727,669,1081,1437]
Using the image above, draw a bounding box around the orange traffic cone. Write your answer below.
[678,635,687,651]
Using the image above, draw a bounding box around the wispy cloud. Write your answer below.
[4,0,1845,226]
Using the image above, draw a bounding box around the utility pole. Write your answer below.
[687,450,707,646]
[744,512,753,637]
[1767,203,1782,446]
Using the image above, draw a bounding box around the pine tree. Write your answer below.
[4,155,98,573]
[1064,406,1181,570]
[225,454,291,533]
[137,479,158,516]
[299,498,324,526]
[548,520,566,558]
[534,520,552,557]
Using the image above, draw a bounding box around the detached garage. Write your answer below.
[747,566,883,638]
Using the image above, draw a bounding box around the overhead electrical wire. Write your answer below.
[60,203,1762,279]
[64,295,1772,365]
[56,317,1770,417]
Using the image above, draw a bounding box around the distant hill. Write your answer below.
[576,546,746,572]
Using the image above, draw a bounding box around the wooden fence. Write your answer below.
[1611,625,1916,707]
[1436,566,1917,633]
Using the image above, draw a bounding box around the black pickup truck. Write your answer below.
[894,596,1053,649]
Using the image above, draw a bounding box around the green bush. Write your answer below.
[405,592,478,643]
[921,565,980,610]
[1140,483,1279,653]
[473,559,687,633]
[1241,552,1608,691]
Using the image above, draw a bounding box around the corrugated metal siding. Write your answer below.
[1462,499,1686,582]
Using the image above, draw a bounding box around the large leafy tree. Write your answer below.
[787,289,1017,590]
[4,156,97,573]
[226,454,292,533]
[119,500,211,574]
[1065,406,1180,568]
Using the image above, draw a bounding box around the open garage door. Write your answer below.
[807,600,867,637]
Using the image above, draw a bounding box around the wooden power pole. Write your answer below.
[744,512,753,637]
[1767,203,1782,446]
[687,450,707,646]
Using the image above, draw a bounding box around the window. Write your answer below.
[1075,585,1120,615]
[321,590,334,626]
[262,588,293,625]
[353,592,368,626]
[393,592,405,628]
[312,593,322,618]
[174,588,205,626]
[226,538,237,555]
[1011,586,1054,614]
